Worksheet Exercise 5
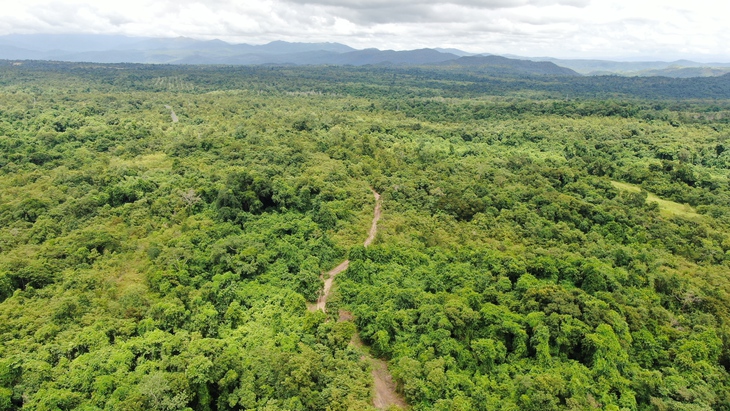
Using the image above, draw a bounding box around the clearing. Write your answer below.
[611,181,702,219]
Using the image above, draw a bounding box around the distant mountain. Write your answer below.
[0,34,145,52]
[0,45,43,60]
[117,36,204,51]
[510,56,730,77]
[252,41,355,54]
[325,48,458,66]
[434,48,478,57]
[1,33,726,78]
[635,66,730,78]
[0,35,544,72]
[434,55,580,76]
[0,35,461,67]
[0,34,362,65]
[210,48,458,66]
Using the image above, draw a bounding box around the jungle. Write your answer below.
[1,61,730,410]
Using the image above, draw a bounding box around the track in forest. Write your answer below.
[308,189,380,312]
[164,104,179,123]
[307,189,407,410]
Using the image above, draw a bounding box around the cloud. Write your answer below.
[281,0,590,10]
[278,0,591,25]
[0,0,727,61]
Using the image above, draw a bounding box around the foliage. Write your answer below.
[0,61,729,410]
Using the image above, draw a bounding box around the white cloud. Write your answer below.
[0,0,727,61]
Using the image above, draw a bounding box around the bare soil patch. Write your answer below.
[371,358,408,409]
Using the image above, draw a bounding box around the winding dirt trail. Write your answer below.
[308,189,381,313]
[307,189,407,409]
[309,259,349,312]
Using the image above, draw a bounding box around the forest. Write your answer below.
[0,60,730,410]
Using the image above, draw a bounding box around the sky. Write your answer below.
[0,0,728,61]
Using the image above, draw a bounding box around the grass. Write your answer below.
[110,152,172,171]
[611,181,703,219]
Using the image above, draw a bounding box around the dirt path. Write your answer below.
[164,105,179,123]
[307,189,381,313]
[371,358,408,409]
[310,260,350,311]
[346,327,408,409]
[307,189,407,409]
[364,188,381,247]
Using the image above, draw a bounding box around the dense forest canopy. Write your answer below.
[0,60,730,410]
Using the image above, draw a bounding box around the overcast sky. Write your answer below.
[1,0,728,61]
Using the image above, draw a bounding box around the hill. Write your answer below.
[434,55,580,76]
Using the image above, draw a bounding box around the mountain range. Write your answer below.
[516,56,730,77]
[0,34,728,78]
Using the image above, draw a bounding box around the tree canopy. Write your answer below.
[0,61,729,410]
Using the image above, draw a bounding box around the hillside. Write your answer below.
[636,66,730,78]
[434,55,580,76]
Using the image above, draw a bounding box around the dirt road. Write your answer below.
[307,189,381,313]
[307,188,407,409]
[364,188,381,247]
[371,358,408,409]
[310,260,350,312]
[164,105,179,123]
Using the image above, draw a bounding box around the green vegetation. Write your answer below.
[610,181,702,219]
[0,61,730,410]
